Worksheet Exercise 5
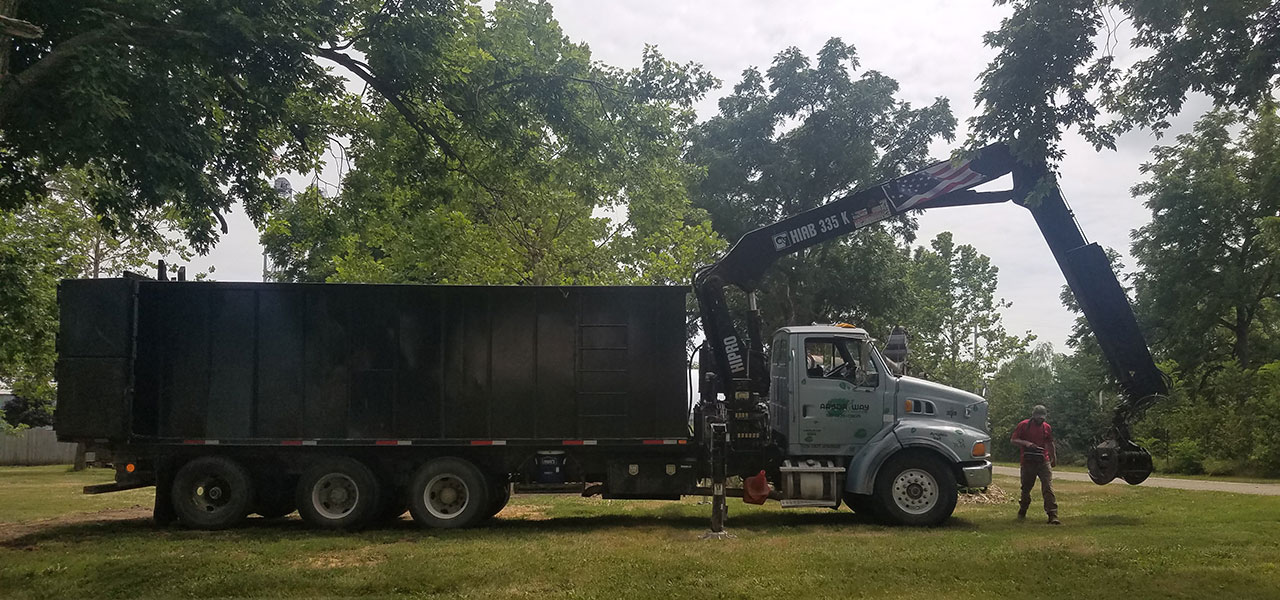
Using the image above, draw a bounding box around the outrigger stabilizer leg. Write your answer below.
[701,421,735,540]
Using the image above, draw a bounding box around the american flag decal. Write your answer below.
[884,157,985,211]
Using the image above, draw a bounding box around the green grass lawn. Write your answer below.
[0,466,153,523]
[2,465,1279,599]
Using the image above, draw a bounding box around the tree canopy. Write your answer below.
[260,1,722,287]
[1,0,722,260]
[1,0,360,250]
[1131,104,1280,371]
[686,38,956,336]
[971,1,1280,163]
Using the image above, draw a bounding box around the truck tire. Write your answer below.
[296,457,382,530]
[485,477,511,520]
[171,456,254,530]
[872,452,957,527]
[842,491,881,518]
[409,457,491,529]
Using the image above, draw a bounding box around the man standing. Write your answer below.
[1011,405,1060,525]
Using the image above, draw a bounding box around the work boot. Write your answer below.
[1047,513,1061,525]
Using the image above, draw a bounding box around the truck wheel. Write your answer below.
[296,457,382,530]
[842,491,881,518]
[409,457,491,529]
[485,477,511,519]
[873,453,957,527]
[171,456,254,530]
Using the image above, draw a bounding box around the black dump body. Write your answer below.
[56,279,689,445]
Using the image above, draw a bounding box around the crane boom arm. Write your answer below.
[693,142,1166,484]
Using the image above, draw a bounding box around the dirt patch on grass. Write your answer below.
[297,547,387,569]
[0,506,152,544]
[498,505,550,520]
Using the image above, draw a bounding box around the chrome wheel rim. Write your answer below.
[423,474,469,519]
[891,468,938,515]
[312,473,359,520]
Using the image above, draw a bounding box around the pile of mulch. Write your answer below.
[958,482,1012,505]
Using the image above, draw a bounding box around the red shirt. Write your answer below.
[1012,419,1054,465]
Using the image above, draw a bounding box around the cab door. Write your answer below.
[768,332,793,442]
[791,335,885,456]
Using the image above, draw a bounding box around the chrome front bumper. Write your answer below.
[961,460,993,488]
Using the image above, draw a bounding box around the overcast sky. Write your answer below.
[194,0,1209,351]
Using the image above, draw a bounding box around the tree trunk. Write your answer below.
[0,0,21,82]
[1234,320,1250,370]
[91,232,103,278]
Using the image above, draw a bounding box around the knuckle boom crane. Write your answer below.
[693,142,1164,487]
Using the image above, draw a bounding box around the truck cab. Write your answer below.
[768,324,993,524]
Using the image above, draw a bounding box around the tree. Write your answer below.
[970,0,1107,164]
[262,1,723,287]
[1130,105,1280,371]
[905,232,1032,392]
[971,1,1280,162]
[686,38,957,337]
[2,393,50,428]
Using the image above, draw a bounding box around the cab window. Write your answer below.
[804,336,878,387]
[771,334,790,377]
[804,338,849,379]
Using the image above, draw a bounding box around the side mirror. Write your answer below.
[882,325,908,377]
[883,326,909,363]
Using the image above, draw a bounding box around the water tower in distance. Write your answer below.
[273,177,293,199]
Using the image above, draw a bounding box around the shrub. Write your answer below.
[1135,436,1167,460]
[1201,458,1240,477]
[1,394,53,428]
[1166,439,1204,474]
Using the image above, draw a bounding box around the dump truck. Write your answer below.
[56,142,1163,531]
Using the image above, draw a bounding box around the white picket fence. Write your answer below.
[0,427,79,466]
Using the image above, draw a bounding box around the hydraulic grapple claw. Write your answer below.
[1088,437,1152,485]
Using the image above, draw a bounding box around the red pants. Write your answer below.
[1019,460,1057,516]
